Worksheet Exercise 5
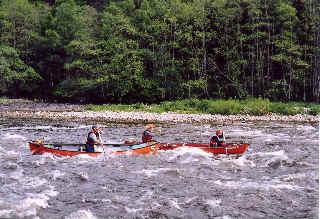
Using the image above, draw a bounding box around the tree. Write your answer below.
[0,0,41,61]
[0,46,42,97]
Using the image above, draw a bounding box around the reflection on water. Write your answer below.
[0,118,318,219]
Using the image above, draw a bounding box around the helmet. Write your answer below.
[216,130,223,135]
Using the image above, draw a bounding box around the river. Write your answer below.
[0,117,318,219]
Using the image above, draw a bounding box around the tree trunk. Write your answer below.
[314,22,320,102]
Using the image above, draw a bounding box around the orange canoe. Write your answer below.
[157,143,249,155]
[28,141,249,157]
[28,141,161,157]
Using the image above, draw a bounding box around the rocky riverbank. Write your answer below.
[0,99,318,123]
[0,108,318,124]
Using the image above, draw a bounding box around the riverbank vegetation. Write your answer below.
[0,0,319,104]
[86,98,320,116]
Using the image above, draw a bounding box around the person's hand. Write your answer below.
[96,140,103,146]
[98,129,104,134]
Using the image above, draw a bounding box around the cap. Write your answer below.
[216,129,223,135]
[92,125,99,130]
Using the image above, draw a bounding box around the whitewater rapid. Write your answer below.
[0,118,318,218]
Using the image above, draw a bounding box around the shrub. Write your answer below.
[206,99,242,115]
[242,98,270,115]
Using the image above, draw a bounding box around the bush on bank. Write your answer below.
[85,98,320,116]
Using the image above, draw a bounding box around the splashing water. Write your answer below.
[0,118,318,218]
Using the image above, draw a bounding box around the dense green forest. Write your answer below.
[0,0,319,104]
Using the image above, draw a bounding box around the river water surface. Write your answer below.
[0,118,318,219]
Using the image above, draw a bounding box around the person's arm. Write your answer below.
[210,136,218,146]
[88,133,100,144]
[149,129,162,136]
[96,132,103,145]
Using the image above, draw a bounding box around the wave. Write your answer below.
[213,178,302,191]
[64,209,97,219]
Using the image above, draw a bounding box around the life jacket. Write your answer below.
[86,131,98,145]
[142,130,152,143]
[210,135,226,147]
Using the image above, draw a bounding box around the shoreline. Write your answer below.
[0,110,318,124]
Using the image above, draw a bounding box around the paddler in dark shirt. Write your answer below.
[142,124,161,143]
[86,125,104,152]
[210,129,226,147]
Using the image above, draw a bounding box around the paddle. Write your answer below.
[157,126,162,135]
[98,131,106,161]
[97,131,107,160]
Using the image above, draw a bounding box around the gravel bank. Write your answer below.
[0,99,318,123]
[0,110,318,124]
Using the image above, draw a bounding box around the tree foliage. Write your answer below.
[0,46,42,97]
[0,0,318,103]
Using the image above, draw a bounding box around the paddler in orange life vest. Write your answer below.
[85,125,104,152]
[210,129,226,147]
[142,124,161,143]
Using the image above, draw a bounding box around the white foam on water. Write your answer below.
[0,185,58,218]
[64,209,98,219]
[49,125,90,131]
[232,155,256,167]
[151,201,162,209]
[3,162,18,170]
[233,129,265,137]
[136,168,175,177]
[2,133,26,141]
[273,133,291,141]
[168,198,182,211]
[9,168,24,180]
[251,150,290,168]
[11,125,53,131]
[131,190,154,207]
[124,206,143,213]
[5,124,91,134]
[206,199,222,208]
[43,185,59,197]
[20,176,48,189]
[184,196,198,204]
[49,169,65,180]
[71,154,97,160]
[0,209,13,219]
[278,173,313,183]
[212,155,256,168]
[17,196,49,216]
[213,216,233,219]
[76,172,89,181]
[32,125,53,130]
[4,150,22,161]
[31,160,43,167]
[296,124,317,131]
[213,177,302,191]
[163,146,212,163]
[27,153,60,166]
[68,125,91,130]
[139,190,153,200]
[256,133,291,143]
[230,128,246,132]
[253,150,288,159]
[41,152,57,160]
[265,155,290,168]
[100,199,112,204]
[13,125,88,131]
[201,130,213,136]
